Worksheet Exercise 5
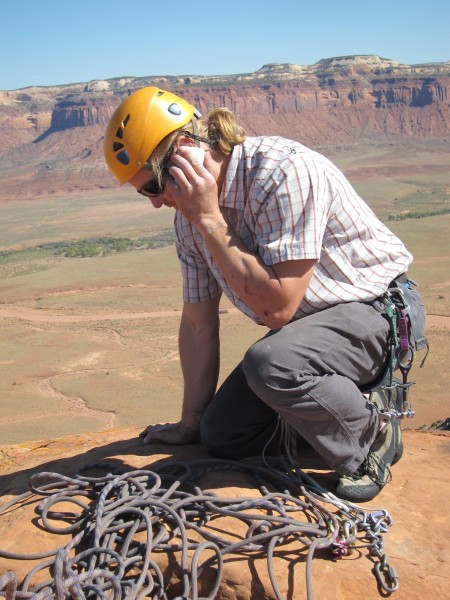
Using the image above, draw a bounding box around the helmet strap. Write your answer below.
[186,114,217,147]
[185,128,217,147]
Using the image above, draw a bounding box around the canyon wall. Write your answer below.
[0,55,449,199]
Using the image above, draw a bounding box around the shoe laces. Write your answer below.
[347,452,393,486]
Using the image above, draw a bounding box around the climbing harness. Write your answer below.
[0,458,399,599]
[378,275,429,421]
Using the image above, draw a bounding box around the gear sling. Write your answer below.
[373,274,429,419]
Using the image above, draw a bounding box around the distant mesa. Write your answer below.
[0,54,449,200]
[84,80,111,93]
[2,54,449,96]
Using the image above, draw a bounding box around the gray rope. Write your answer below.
[0,459,398,599]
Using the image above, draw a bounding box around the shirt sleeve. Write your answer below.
[175,213,222,303]
[252,153,332,265]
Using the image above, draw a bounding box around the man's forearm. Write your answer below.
[195,214,315,329]
[195,216,279,314]
[167,149,314,328]
[178,301,221,430]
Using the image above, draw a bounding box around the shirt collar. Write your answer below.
[219,143,246,209]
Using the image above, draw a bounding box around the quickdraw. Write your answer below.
[380,281,418,420]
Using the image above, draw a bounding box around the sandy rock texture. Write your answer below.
[0,427,448,599]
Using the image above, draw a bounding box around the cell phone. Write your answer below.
[183,147,205,165]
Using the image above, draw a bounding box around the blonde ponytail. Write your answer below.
[200,108,246,155]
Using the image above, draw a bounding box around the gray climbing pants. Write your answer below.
[201,287,425,476]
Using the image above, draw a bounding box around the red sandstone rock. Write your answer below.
[0,428,448,599]
[0,57,450,201]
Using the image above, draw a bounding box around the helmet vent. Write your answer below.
[168,103,182,116]
[116,150,130,165]
[113,113,131,164]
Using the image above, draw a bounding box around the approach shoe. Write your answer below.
[335,412,402,503]
[369,383,404,463]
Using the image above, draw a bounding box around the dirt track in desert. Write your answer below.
[0,302,447,445]
[0,305,448,328]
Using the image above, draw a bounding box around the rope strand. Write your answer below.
[0,459,398,599]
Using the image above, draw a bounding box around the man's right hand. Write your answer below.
[139,421,200,445]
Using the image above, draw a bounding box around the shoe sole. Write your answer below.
[335,417,403,502]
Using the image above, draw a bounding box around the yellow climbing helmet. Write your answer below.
[104,86,197,184]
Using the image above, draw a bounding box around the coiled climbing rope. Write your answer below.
[0,458,398,599]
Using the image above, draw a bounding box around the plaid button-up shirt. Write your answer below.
[175,136,412,325]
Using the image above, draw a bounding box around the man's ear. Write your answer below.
[175,134,196,149]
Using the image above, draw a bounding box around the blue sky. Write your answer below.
[2,0,449,90]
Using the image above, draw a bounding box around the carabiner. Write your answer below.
[374,561,400,593]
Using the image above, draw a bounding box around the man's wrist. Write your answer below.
[181,410,203,431]
[195,214,227,238]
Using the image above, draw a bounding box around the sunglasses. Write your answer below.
[137,146,175,198]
